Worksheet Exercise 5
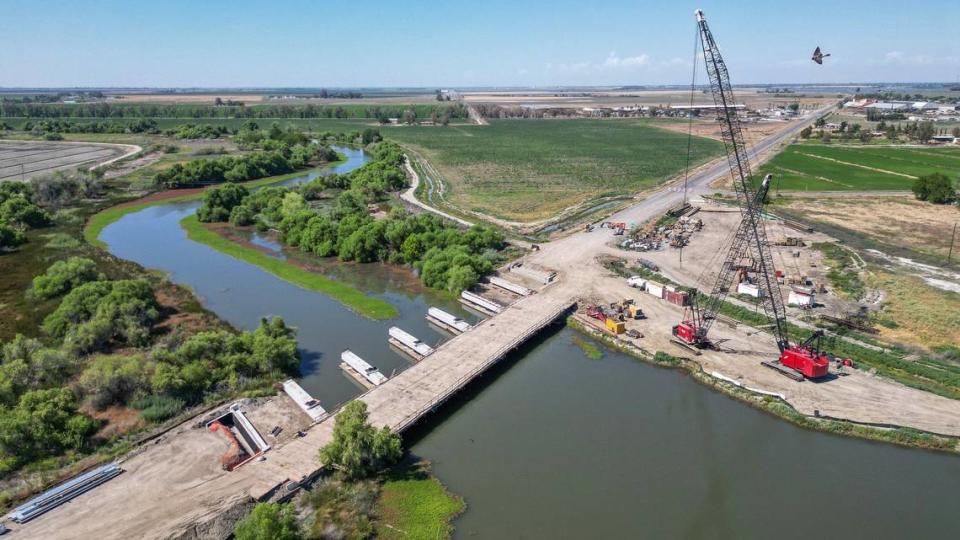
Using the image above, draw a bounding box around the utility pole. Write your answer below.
[949,222,957,264]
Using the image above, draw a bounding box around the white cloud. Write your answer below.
[880,51,938,66]
[602,51,650,68]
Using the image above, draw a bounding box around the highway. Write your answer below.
[609,103,839,226]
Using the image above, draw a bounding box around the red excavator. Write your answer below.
[670,10,830,381]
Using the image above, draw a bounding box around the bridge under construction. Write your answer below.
[17,283,576,540]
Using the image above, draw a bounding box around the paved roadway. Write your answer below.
[608,104,839,227]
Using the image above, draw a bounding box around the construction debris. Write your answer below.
[620,212,704,252]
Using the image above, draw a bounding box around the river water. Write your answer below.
[98,147,960,539]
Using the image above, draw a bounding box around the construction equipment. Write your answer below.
[605,318,626,335]
[671,9,831,381]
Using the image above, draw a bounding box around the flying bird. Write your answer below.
[811,46,831,65]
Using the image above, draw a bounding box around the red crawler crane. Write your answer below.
[671,9,829,380]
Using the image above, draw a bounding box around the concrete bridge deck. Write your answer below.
[18,288,576,540]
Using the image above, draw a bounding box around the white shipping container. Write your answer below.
[646,282,664,299]
[737,282,761,297]
[788,290,814,306]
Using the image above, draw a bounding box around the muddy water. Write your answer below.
[99,146,960,539]
[100,147,477,407]
[411,327,960,539]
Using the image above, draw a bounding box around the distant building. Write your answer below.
[843,98,874,110]
[931,135,957,144]
[866,101,911,111]
[911,101,938,111]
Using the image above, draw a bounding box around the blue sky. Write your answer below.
[2,0,958,87]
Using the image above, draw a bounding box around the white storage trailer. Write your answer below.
[646,281,664,299]
[788,290,814,307]
[737,282,762,297]
[389,326,435,357]
[427,307,472,333]
[340,350,388,386]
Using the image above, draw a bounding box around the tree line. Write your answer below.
[197,141,505,292]
[154,124,339,188]
[0,102,470,120]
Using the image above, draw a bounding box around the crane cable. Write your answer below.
[681,25,701,206]
[678,26,701,269]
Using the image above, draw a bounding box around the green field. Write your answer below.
[384,119,724,222]
[759,144,960,191]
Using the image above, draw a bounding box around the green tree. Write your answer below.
[912,173,956,204]
[799,126,813,139]
[319,401,402,480]
[198,182,249,222]
[31,256,102,299]
[916,121,935,143]
[233,502,301,540]
[0,388,97,464]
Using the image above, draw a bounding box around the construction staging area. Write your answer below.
[0,140,139,181]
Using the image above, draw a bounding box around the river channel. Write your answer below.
[98,146,960,539]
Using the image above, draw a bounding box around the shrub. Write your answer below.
[234,502,302,540]
[130,395,185,423]
[43,279,159,354]
[78,355,151,410]
[31,256,103,299]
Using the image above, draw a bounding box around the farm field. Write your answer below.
[0,140,131,181]
[758,143,960,191]
[386,118,724,222]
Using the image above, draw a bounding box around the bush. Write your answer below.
[31,256,103,299]
[78,354,150,410]
[912,173,956,204]
[0,222,26,249]
[43,279,159,354]
[234,502,302,540]
[130,395,185,423]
